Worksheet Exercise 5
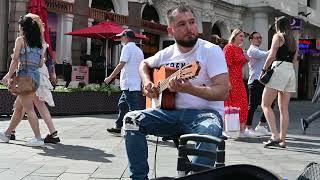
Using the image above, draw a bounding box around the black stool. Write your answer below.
[176,134,225,177]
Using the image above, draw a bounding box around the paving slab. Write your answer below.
[0,101,318,179]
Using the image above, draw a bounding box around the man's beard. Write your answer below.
[176,36,198,48]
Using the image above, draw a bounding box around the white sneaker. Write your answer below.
[0,132,10,143]
[25,138,44,147]
[242,129,258,138]
[222,131,231,138]
[255,125,270,136]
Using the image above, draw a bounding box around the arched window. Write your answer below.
[142,4,159,23]
[211,23,222,37]
[142,4,160,58]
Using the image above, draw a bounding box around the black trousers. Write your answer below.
[246,80,268,126]
[305,109,320,124]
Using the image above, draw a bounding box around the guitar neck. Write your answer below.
[158,70,180,93]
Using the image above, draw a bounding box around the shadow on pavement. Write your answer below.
[233,136,269,143]
[35,143,115,163]
[233,136,320,155]
[285,137,320,155]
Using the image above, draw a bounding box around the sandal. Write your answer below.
[263,138,280,148]
[278,141,287,148]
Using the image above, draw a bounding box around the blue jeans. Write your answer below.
[115,90,145,128]
[123,108,223,180]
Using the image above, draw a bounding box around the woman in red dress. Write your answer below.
[224,29,251,137]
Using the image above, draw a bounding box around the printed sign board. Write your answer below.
[72,66,89,84]
[291,17,301,30]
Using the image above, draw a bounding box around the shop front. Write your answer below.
[298,39,320,99]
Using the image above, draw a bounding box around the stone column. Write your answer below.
[0,0,9,76]
[7,0,28,71]
[127,2,142,32]
[56,13,74,64]
[71,0,89,65]
[86,18,94,55]
[202,22,212,41]
[253,11,269,51]
[64,14,74,64]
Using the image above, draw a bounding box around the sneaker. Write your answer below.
[10,131,16,140]
[242,129,258,138]
[255,125,270,136]
[0,132,10,143]
[107,126,121,135]
[44,131,60,144]
[222,131,231,138]
[25,138,44,147]
[300,118,308,134]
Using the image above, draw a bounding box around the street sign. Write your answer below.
[291,17,301,30]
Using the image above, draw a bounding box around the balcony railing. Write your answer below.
[107,12,128,25]
[89,8,128,25]
[45,0,73,14]
[142,20,167,33]
[89,8,106,21]
[89,8,168,33]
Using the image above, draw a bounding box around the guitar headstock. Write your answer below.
[178,61,201,80]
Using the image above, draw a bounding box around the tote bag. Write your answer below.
[224,106,240,132]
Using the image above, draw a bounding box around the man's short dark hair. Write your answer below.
[166,5,195,25]
[249,32,259,40]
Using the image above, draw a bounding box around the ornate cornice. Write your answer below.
[202,9,215,22]
[152,0,178,25]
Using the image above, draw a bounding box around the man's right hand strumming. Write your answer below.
[142,82,158,98]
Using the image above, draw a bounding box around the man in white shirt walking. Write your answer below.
[104,29,145,135]
[246,32,271,136]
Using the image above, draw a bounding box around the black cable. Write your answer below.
[154,136,159,179]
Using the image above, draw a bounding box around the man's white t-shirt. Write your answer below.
[120,42,144,91]
[144,38,228,116]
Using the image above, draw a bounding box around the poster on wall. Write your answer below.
[72,66,89,84]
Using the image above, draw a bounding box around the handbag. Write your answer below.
[259,69,274,84]
[259,61,284,85]
[9,76,35,95]
[9,39,37,95]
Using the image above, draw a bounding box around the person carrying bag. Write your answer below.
[9,38,39,95]
[0,15,45,146]
[259,60,284,85]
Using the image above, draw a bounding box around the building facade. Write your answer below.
[1,0,320,99]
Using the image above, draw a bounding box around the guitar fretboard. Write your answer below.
[157,70,181,93]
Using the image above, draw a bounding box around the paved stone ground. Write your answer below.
[0,101,319,180]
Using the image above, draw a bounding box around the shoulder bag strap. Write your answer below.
[23,37,28,72]
[272,60,284,70]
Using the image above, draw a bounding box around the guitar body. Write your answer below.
[146,66,176,109]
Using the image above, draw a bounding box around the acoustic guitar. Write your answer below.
[146,61,201,109]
